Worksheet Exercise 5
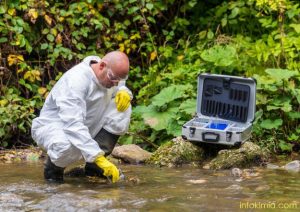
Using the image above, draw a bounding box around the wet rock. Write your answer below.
[106,155,121,165]
[225,184,243,190]
[255,185,270,192]
[0,192,24,211]
[187,179,207,184]
[146,137,205,167]
[284,160,300,172]
[207,142,267,170]
[231,168,242,177]
[0,147,43,163]
[266,163,280,170]
[127,176,141,184]
[242,169,260,178]
[112,144,152,164]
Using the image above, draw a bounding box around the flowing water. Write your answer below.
[0,161,299,211]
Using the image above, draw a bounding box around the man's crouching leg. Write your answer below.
[44,157,64,183]
[85,128,119,177]
[45,139,82,182]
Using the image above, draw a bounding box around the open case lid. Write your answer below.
[197,73,256,123]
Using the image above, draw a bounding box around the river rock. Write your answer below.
[207,141,267,169]
[0,192,24,211]
[111,144,152,164]
[284,160,300,172]
[231,168,243,177]
[266,163,280,170]
[146,137,205,167]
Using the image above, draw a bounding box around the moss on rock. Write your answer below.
[146,137,205,167]
[207,141,268,169]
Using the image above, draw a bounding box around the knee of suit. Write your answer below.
[47,141,81,167]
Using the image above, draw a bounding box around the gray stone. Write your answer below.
[231,168,243,177]
[0,192,24,211]
[225,184,243,190]
[266,163,280,170]
[146,137,205,167]
[284,160,300,172]
[207,141,268,170]
[111,144,152,164]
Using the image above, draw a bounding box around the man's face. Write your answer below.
[98,63,128,88]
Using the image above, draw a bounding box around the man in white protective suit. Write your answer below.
[31,51,132,183]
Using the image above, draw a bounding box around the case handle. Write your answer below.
[202,132,220,142]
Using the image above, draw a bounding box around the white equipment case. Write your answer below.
[182,73,256,146]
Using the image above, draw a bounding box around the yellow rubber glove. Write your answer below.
[115,90,131,112]
[94,155,120,183]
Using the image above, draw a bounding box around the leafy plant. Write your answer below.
[1,0,300,154]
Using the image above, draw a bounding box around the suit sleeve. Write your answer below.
[54,87,105,162]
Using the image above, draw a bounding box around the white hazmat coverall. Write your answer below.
[31,56,132,168]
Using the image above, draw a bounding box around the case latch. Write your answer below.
[226,131,232,142]
[189,127,196,137]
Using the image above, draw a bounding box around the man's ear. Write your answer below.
[99,60,108,70]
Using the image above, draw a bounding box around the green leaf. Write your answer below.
[260,119,282,129]
[152,84,189,107]
[199,30,207,39]
[291,89,300,104]
[253,109,263,125]
[147,16,156,23]
[18,121,26,132]
[166,119,182,136]
[288,112,300,120]
[201,45,237,66]
[146,3,154,10]
[265,69,297,82]
[207,30,214,39]
[47,34,55,42]
[123,19,131,26]
[128,6,139,15]
[0,128,5,137]
[266,105,281,111]
[179,99,196,115]
[215,5,227,17]
[0,36,7,43]
[41,43,48,50]
[142,105,178,131]
[121,136,134,145]
[25,40,32,53]
[228,7,239,19]
[0,6,6,14]
[16,18,24,26]
[289,24,300,33]
[221,18,227,27]
[288,133,299,141]
[267,97,292,112]
[279,140,292,152]
[133,15,142,22]
[133,105,148,117]
[42,28,49,34]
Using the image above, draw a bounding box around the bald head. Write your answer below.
[102,51,129,78]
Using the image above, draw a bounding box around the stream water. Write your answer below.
[0,161,299,211]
